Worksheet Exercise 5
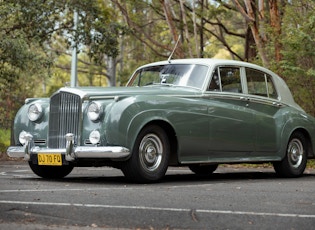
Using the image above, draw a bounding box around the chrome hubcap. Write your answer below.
[287,138,303,168]
[139,133,163,172]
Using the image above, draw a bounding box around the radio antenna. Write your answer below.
[167,35,181,63]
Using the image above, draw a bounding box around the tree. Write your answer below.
[280,0,315,116]
[0,0,125,130]
[231,0,286,67]
[2,0,315,123]
[112,0,248,61]
[0,2,53,129]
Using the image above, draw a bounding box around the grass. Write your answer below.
[0,129,10,160]
[307,159,315,169]
[223,159,315,169]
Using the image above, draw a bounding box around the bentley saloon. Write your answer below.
[7,59,315,182]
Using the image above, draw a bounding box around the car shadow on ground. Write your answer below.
[18,168,315,186]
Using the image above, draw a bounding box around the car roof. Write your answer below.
[138,58,279,78]
[134,58,304,112]
[140,58,268,70]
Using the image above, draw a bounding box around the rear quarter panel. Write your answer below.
[280,107,315,159]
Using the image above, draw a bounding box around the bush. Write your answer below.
[0,129,10,160]
[307,159,315,169]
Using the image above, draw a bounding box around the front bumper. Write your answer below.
[7,133,130,162]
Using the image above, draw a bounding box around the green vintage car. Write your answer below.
[7,59,315,182]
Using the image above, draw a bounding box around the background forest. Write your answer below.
[1,0,315,154]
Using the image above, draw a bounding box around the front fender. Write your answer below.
[105,96,172,150]
[12,98,50,145]
[105,95,209,155]
[126,109,172,151]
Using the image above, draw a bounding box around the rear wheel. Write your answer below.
[122,125,170,183]
[29,162,73,179]
[189,164,218,176]
[273,132,307,177]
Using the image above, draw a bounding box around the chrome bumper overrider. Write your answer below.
[7,133,130,161]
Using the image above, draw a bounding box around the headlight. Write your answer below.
[87,101,102,121]
[28,103,43,122]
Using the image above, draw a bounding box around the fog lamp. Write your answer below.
[89,130,100,145]
[19,131,31,145]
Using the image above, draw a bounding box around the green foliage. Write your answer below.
[307,159,315,169]
[75,1,126,63]
[0,129,10,156]
[2,0,315,137]
[0,5,53,128]
[0,0,126,131]
[280,1,315,115]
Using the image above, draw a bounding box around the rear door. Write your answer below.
[244,67,283,157]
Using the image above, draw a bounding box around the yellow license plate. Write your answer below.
[38,153,62,166]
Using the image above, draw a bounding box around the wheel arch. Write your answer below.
[290,128,314,158]
[132,120,179,166]
[274,128,309,177]
[280,114,315,160]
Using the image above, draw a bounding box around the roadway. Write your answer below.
[0,161,315,229]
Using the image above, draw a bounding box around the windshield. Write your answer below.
[127,64,209,90]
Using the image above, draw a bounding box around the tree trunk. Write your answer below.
[199,0,205,58]
[244,26,257,61]
[192,0,199,57]
[269,0,283,62]
[160,0,184,58]
[179,0,193,57]
[233,0,269,67]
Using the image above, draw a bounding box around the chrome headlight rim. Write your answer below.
[27,103,43,122]
[87,101,103,122]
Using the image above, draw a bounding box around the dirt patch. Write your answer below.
[0,151,23,163]
[0,151,8,161]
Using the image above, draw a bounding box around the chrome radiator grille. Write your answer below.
[48,92,81,148]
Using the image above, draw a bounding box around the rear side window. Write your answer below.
[246,68,277,99]
[208,67,242,93]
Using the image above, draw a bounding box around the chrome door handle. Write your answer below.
[272,102,282,107]
[240,96,250,101]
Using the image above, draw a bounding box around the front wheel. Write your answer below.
[29,162,74,179]
[122,125,170,183]
[273,132,307,177]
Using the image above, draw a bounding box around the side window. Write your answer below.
[246,68,277,99]
[220,67,242,93]
[208,67,242,93]
[208,68,220,91]
[266,75,278,99]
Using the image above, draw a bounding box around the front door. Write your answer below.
[206,66,255,160]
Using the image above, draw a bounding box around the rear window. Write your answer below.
[246,68,277,99]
